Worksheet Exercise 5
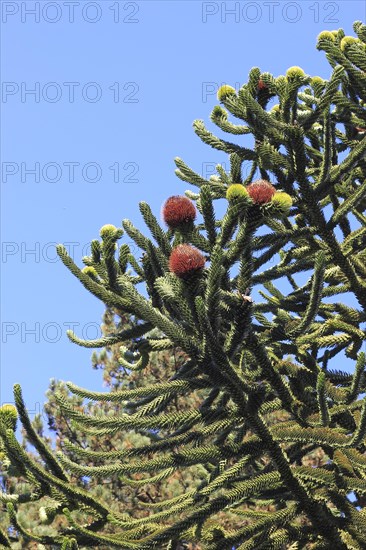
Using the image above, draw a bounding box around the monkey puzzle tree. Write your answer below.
[1,20,366,550]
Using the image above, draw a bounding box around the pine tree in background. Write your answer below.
[1,21,366,549]
[0,309,205,549]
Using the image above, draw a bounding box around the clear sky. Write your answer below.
[1,1,365,426]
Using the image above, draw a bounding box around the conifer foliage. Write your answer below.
[0,310,204,549]
[1,21,366,549]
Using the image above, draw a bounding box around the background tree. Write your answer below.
[1,20,366,549]
[0,309,204,549]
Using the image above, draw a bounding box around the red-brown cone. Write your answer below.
[169,244,205,278]
[162,196,196,229]
[247,179,276,205]
[258,79,267,90]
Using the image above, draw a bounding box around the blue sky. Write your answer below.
[1,1,365,425]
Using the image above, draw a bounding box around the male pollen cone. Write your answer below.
[169,244,205,278]
[247,179,276,204]
[162,196,196,228]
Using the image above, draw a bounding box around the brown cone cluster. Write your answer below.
[168,244,205,278]
[246,179,276,204]
[162,196,196,229]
